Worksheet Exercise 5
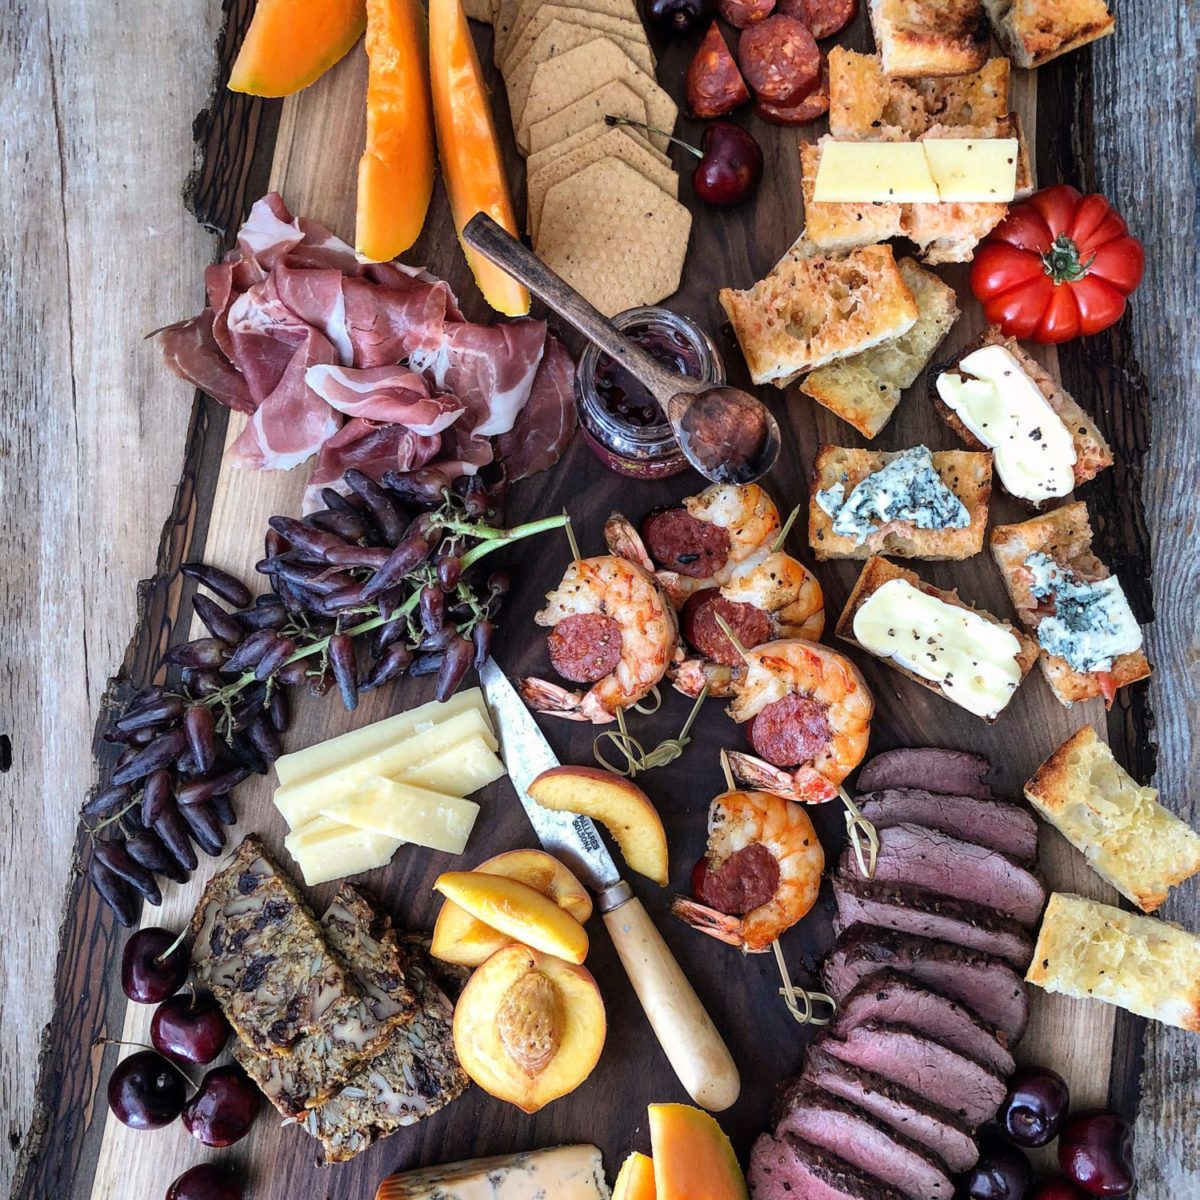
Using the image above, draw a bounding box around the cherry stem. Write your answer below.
[155,926,190,966]
[604,114,703,159]
[94,1036,199,1091]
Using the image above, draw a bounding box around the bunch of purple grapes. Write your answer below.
[85,467,562,926]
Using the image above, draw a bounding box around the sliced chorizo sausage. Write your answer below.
[693,844,781,914]
[776,0,857,38]
[717,0,775,29]
[682,588,773,665]
[738,15,820,105]
[687,22,752,119]
[642,507,731,578]
[548,614,623,683]
[748,693,832,767]
[755,59,829,124]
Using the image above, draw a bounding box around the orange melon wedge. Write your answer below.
[614,1152,658,1200]
[648,1104,748,1200]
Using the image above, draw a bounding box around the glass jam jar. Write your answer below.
[575,306,725,479]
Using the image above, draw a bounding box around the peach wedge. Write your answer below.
[528,767,669,886]
[431,850,593,967]
[433,871,589,964]
[452,944,606,1113]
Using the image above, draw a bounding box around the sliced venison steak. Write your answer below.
[822,926,1031,1042]
[832,876,1035,969]
[750,1133,907,1200]
[822,1021,1007,1127]
[776,1082,954,1199]
[801,1047,979,1175]
[857,788,1038,864]
[857,748,993,799]
[832,970,1015,1076]
[841,823,1046,926]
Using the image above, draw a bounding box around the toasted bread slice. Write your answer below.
[836,555,1038,719]
[990,502,1150,705]
[1027,893,1200,1031]
[983,0,1114,68]
[868,0,989,78]
[901,198,1009,265]
[1025,727,1200,914]
[932,327,1113,500]
[798,257,958,438]
[800,140,903,252]
[719,244,919,387]
[811,445,991,561]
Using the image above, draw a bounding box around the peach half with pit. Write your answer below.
[431,850,593,967]
[452,944,606,1113]
[527,766,669,886]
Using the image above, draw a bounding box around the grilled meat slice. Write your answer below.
[856,748,993,799]
[750,1133,908,1200]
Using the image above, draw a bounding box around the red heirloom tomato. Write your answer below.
[970,185,1144,344]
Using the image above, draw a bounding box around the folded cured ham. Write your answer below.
[156,193,574,493]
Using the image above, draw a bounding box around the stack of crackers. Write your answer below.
[464,0,693,316]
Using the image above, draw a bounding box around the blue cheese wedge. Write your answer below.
[815,445,970,546]
[1024,552,1142,673]
[375,1145,610,1200]
[936,345,1077,503]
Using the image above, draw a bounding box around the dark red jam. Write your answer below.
[593,323,704,429]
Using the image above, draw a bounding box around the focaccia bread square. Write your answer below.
[868,0,990,77]
[983,0,1114,68]
[799,140,903,253]
[719,243,919,387]
[1025,727,1200,913]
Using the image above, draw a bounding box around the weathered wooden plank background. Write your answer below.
[2,0,1197,1196]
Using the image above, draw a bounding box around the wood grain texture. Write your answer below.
[6,2,1197,1199]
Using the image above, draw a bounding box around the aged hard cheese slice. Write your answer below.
[923,138,1019,202]
[375,1144,609,1200]
[401,735,506,795]
[323,776,480,854]
[283,816,402,887]
[273,687,492,787]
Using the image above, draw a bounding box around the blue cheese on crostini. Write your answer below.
[815,446,970,545]
[936,345,1076,503]
[1025,552,1143,673]
[852,578,1024,718]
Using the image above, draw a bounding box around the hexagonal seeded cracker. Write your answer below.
[526,119,668,182]
[508,0,641,56]
[536,158,691,317]
[503,6,651,74]
[528,126,679,240]
[527,79,647,155]
[518,38,677,153]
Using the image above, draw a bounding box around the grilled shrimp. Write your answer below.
[725,639,873,804]
[520,555,679,724]
[671,789,824,952]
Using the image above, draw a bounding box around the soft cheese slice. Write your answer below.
[273,687,493,787]
[284,816,402,887]
[274,709,497,828]
[936,344,1077,503]
[813,142,939,203]
[323,776,480,854]
[923,138,1019,202]
[852,577,1024,718]
[376,1145,610,1200]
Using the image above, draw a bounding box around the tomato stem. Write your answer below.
[1041,233,1095,284]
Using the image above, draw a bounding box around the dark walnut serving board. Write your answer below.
[17,3,1156,1197]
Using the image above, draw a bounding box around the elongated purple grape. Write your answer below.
[89,858,137,927]
[459,476,489,518]
[93,839,162,905]
[254,636,296,681]
[360,643,413,692]
[274,579,306,616]
[182,562,252,608]
[437,554,462,590]
[184,706,217,774]
[123,806,146,833]
[345,469,405,544]
[153,807,198,872]
[436,635,474,701]
[471,619,494,670]
[324,583,370,611]
[254,556,280,578]
[487,569,511,598]
[410,651,444,678]
[373,617,406,656]
[382,467,451,508]
[127,684,165,708]
[180,668,223,697]
[274,659,308,687]
[306,668,335,698]
[308,508,370,542]
[419,585,445,635]
[193,595,244,646]
[273,559,355,596]
[165,638,229,669]
[229,732,268,776]
[126,829,186,882]
[131,727,158,748]
[116,696,185,733]
[264,528,288,560]
[328,633,358,710]
[247,716,282,763]
[269,515,349,561]
[323,486,366,514]
[83,783,133,819]
[210,793,237,826]
[360,535,432,602]
[325,544,393,570]
[177,767,251,808]
[373,586,406,621]
[221,629,276,675]
[141,770,175,826]
[419,624,458,653]
[180,803,225,856]
[267,688,290,733]
[235,601,286,631]
[227,693,264,733]
[111,729,189,787]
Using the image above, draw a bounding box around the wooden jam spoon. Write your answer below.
[463,213,781,485]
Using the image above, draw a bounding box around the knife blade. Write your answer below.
[478,657,741,1112]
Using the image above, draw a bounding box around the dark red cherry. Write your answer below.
[1031,1181,1090,1200]
[121,927,188,1004]
[166,1163,244,1200]
[107,1050,186,1129]
[151,992,230,1065]
[962,1135,1031,1200]
[999,1067,1070,1147]
[692,123,764,206]
[645,0,715,35]
[182,1064,260,1148]
[1059,1110,1135,1196]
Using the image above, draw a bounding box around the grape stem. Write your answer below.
[201,512,567,710]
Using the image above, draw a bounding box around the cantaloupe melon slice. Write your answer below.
[613,1151,657,1200]
[648,1104,748,1200]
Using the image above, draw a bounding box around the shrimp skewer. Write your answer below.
[520,555,679,724]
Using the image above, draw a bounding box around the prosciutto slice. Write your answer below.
[306,365,465,436]
[302,421,443,513]
[496,335,577,480]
